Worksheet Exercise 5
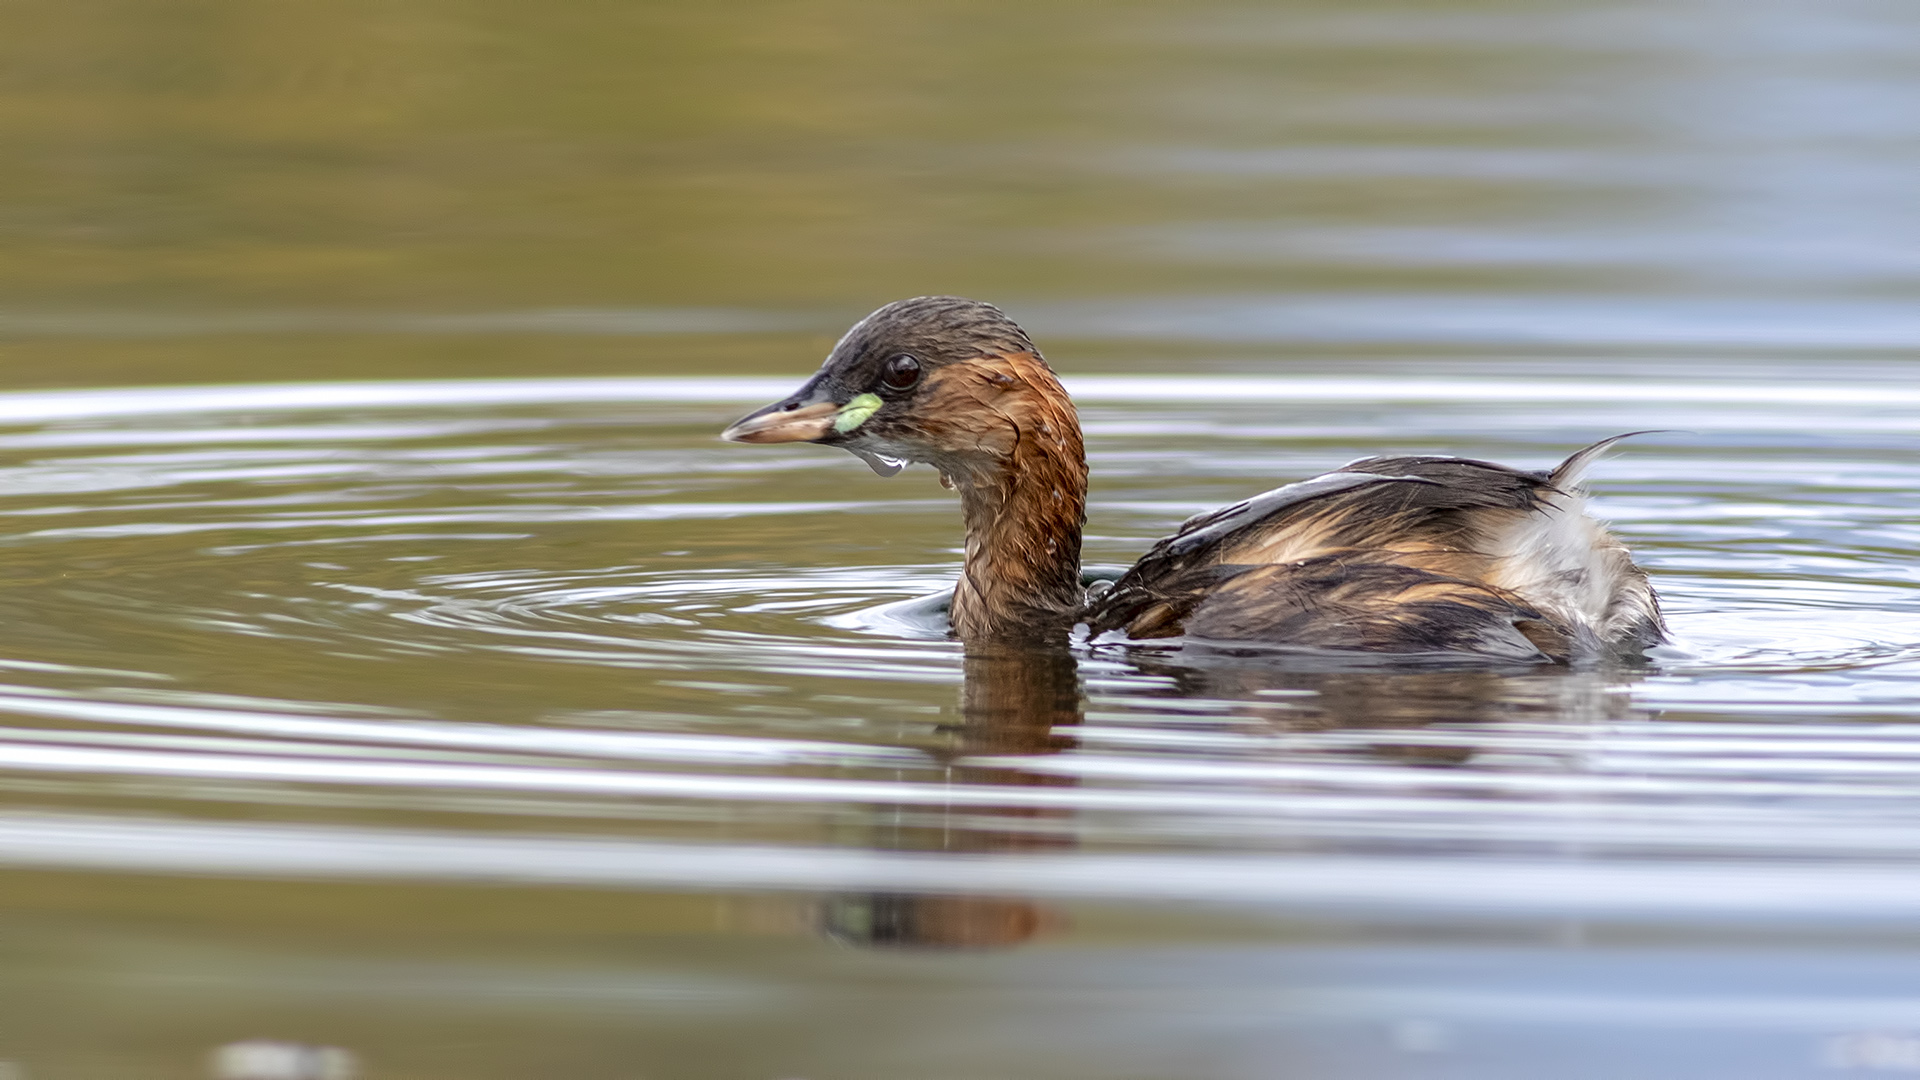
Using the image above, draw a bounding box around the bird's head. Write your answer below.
[722,296,1074,485]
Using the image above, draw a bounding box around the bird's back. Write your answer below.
[1082,440,1664,662]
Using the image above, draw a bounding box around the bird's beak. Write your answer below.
[723,375,890,445]
[722,383,905,477]
[720,397,842,444]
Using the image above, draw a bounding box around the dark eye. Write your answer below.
[880,354,921,391]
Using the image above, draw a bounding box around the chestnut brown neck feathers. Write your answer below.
[928,353,1088,641]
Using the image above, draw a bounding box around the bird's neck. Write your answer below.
[947,413,1088,642]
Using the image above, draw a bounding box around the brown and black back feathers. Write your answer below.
[1082,448,1657,661]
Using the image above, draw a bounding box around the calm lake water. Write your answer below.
[5,1,1920,1078]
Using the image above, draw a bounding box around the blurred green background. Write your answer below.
[4,0,1919,383]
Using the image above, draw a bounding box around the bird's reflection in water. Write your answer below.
[1166,652,1646,719]
[822,642,1653,949]
[1128,645,1654,769]
[823,642,1080,949]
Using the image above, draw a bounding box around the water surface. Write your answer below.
[0,371,1917,1078]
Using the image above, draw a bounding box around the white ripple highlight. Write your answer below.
[0,692,923,768]
[4,811,1920,923]
[1,375,1919,425]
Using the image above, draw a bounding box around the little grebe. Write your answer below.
[722,296,1665,661]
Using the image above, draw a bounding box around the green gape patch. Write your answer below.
[834,393,884,434]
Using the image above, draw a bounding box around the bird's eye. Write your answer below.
[880,354,921,391]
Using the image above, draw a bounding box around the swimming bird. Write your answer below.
[722,296,1664,662]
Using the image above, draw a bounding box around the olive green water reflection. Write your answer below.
[10,0,1920,387]
[9,0,1627,313]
